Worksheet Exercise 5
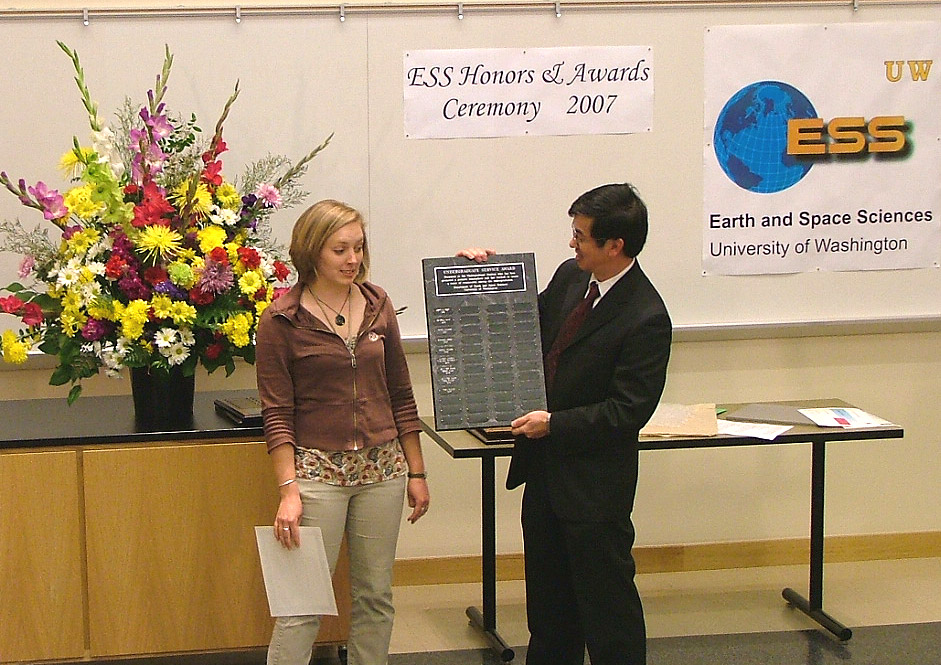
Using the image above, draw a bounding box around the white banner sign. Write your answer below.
[404,46,653,139]
[703,22,941,275]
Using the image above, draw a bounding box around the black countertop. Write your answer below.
[0,390,263,449]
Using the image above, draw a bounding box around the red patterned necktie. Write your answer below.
[544,281,600,391]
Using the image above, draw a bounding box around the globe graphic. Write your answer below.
[713,81,817,193]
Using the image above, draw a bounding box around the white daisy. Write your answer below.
[154,328,178,348]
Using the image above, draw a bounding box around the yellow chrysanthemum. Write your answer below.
[168,301,197,326]
[177,248,198,262]
[86,298,115,321]
[172,180,213,217]
[58,147,94,179]
[119,300,150,341]
[150,295,174,319]
[136,225,183,262]
[215,181,240,210]
[197,226,228,254]
[226,242,245,274]
[63,185,105,220]
[220,311,253,348]
[238,270,264,296]
[255,299,270,318]
[60,309,87,336]
[1,330,29,364]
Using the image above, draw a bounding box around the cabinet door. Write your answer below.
[0,450,85,662]
[82,441,349,656]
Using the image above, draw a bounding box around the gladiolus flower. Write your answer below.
[28,181,69,220]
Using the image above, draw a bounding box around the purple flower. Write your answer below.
[139,107,174,140]
[153,280,187,299]
[62,225,83,240]
[196,258,234,294]
[27,181,68,220]
[118,273,152,300]
[81,318,113,341]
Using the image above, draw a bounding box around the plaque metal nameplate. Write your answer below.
[422,253,546,431]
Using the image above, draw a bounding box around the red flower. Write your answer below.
[143,266,169,285]
[201,160,223,187]
[188,287,215,305]
[105,255,128,279]
[21,302,43,326]
[209,246,229,264]
[273,260,290,282]
[0,295,24,314]
[132,182,175,228]
[205,342,224,360]
[237,246,261,270]
[272,286,291,301]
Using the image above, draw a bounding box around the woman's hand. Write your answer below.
[274,485,303,549]
[456,247,496,262]
[406,477,430,524]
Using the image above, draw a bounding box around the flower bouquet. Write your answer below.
[0,42,330,403]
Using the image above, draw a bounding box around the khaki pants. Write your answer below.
[267,474,407,665]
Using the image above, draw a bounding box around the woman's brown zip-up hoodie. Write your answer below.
[256,281,420,454]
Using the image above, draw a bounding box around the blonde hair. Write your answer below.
[289,199,370,284]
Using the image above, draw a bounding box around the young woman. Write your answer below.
[256,199,429,665]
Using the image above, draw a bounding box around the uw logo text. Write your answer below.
[885,60,933,82]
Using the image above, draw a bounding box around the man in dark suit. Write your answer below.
[461,183,671,665]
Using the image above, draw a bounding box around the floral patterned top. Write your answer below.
[295,439,406,486]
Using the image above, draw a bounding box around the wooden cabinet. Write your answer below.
[82,441,349,656]
[0,432,349,663]
[0,450,85,662]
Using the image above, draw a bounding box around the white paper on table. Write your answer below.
[798,407,894,429]
[717,419,792,440]
[255,525,338,617]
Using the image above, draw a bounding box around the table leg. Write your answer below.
[465,455,515,662]
[782,440,853,641]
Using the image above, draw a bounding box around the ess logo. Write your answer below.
[714,81,911,194]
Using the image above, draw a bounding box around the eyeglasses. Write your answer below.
[571,226,606,246]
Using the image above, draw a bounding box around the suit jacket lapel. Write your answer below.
[571,262,643,345]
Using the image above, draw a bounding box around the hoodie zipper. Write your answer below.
[349,302,384,451]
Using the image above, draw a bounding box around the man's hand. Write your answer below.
[456,247,496,262]
[511,410,550,439]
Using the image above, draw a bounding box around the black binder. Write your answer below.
[213,395,263,426]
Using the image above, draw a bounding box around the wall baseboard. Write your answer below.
[392,531,941,586]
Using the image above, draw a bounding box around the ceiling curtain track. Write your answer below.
[1,0,938,22]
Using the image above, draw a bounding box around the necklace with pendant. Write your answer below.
[309,284,351,327]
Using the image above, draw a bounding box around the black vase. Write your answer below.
[130,366,195,430]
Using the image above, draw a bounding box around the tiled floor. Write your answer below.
[383,556,941,663]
